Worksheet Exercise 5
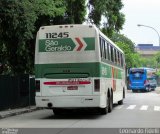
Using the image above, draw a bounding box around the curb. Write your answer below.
[0,107,42,119]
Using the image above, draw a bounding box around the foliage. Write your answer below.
[152,52,160,76]
[139,57,157,68]
[155,52,160,65]
[0,0,65,75]
[88,0,125,37]
[64,0,86,24]
[50,0,86,25]
[111,32,135,52]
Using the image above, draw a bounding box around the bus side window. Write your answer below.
[103,39,106,59]
[104,41,108,60]
[110,45,114,62]
[107,43,110,61]
[120,53,124,67]
[99,37,103,58]
[114,48,117,64]
[99,37,106,59]
[117,51,120,65]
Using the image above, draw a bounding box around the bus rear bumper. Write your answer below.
[36,96,101,108]
[130,85,149,91]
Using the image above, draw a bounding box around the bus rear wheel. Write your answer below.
[53,108,63,115]
[108,93,113,113]
[118,99,123,105]
[100,95,109,115]
[100,107,108,115]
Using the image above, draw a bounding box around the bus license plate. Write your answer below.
[67,86,78,90]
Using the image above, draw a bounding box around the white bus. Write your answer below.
[35,24,126,115]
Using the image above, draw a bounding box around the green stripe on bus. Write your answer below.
[35,62,123,79]
[83,38,95,50]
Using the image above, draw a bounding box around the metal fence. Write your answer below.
[0,74,35,110]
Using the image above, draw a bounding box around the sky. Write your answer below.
[121,0,160,46]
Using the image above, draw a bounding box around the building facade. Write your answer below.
[135,44,160,58]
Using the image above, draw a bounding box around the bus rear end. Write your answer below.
[35,25,101,111]
[129,68,150,92]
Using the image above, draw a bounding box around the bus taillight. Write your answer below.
[94,79,100,92]
[36,80,40,92]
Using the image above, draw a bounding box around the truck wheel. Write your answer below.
[118,99,123,105]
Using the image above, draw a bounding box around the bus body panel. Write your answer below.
[36,96,101,108]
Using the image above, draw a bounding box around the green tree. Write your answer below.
[64,0,86,24]
[88,0,125,36]
[111,32,135,52]
[155,52,160,66]
[0,0,65,75]
[51,0,86,25]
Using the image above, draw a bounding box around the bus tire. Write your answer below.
[118,99,123,105]
[108,92,113,113]
[100,107,108,115]
[53,108,62,115]
[100,95,109,115]
[123,88,125,98]
[118,89,124,105]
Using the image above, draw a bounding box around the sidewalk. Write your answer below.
[0,106,41,119]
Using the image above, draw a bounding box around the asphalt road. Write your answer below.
[1,88,160,129]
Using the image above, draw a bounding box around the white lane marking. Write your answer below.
[154,106,160,111]
[140,105,148,110]
[127,105,136,109]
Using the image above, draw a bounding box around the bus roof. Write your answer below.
[39,24,96,31]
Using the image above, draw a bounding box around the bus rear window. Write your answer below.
[130,69,144,74]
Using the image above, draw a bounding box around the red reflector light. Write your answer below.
[94,79,100,92]
[44,81,91,85]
